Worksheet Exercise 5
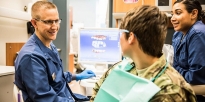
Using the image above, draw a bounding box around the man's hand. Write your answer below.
[76,70,96,81]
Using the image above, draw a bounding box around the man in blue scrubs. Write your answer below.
[14,1,95,102]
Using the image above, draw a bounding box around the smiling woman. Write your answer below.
[171,0,205,102]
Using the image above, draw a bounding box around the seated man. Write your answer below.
[14,1,95,102]
[90,5,196,102]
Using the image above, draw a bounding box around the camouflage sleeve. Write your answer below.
[149,84,196,102]
[90,61,122,102]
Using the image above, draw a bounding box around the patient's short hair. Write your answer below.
[120,5,168,57]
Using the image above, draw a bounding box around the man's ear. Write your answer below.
[191,9,198,20]
[30,19,37,28]
[128,32,135,44]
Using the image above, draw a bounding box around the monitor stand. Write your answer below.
[94,63,108,75]
[80,63,108,75]
[95,64,107,71]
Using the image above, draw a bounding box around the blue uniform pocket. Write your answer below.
[179,51,189,69]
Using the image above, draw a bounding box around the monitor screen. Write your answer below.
[156,0,172,11]
[78,28,121,64]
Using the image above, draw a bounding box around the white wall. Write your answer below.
[0,0,31,11]
[69,0,97,27]
[0,0,37,65]
[95,0,109,28]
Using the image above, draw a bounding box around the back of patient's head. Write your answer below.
[119,5,168,58]
[31,1,57,19]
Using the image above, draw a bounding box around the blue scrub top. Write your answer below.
[172,21,205,102]
[14,34,87,102]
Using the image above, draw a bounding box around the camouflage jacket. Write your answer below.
[90,55,196,102]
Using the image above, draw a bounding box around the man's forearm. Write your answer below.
[191,85,205,95]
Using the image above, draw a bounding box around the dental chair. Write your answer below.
[13,84,23,102]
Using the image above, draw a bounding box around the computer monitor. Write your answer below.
[78,28,122,66]
[156,0,172,11]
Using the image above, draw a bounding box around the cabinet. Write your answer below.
[0,66,15,102]
[113,0,175,13]
[113,0,155,13]
[69,53,74,73]
[5,42,74,73]
[113,0,175,28]
[6,43,25,66]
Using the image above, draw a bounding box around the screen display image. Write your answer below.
[155,0,172,11]
[158,0,169,6]
[78,28,121,64]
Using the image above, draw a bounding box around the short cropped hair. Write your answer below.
[120,5,168,58]
[31,1,57,19]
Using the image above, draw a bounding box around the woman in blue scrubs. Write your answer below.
[14,1,95,102]
[171,0,205,101]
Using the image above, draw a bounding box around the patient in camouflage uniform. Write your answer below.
[90,5,196,102]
